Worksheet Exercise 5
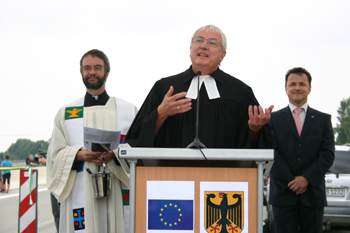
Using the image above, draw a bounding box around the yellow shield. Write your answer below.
[204,191,244,233]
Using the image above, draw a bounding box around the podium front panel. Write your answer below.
[135,166,257,233]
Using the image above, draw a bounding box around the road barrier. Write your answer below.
[18,168,38,233]
[0,166,46,189]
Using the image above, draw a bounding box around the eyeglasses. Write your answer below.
[192,36,222,48]
[83,65,105,73]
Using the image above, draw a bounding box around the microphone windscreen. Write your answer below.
[197,71,202,76]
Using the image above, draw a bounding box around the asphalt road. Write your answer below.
[0,185,56,233]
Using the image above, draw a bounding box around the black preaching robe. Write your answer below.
[126,67,272,165]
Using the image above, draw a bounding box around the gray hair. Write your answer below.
[191,25,227,52]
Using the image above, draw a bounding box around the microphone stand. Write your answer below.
[187,71,206,149]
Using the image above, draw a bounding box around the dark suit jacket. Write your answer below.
[268,106,334,208]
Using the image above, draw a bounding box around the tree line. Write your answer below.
[1,97,349,161]
[0,139,49,161]
[334,97,350,145]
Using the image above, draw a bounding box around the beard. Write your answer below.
[82,73,107,90]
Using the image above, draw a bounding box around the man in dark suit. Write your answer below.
[268,67,335,233]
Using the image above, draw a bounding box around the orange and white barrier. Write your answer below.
[18,168,38,233]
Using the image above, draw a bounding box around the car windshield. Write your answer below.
[328,150,350,174]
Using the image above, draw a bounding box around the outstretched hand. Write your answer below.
[155,86,192,136]
[248,105,274,133]
[157,86,192,119]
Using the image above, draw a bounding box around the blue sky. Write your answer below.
[1,0,349,152]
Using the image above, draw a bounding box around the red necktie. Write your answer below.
[294,108,303,136]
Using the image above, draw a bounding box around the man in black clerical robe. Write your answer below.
[126,25,273,162]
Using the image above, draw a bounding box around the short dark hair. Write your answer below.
[80,49,110,73]
[285,67,312,87]
[5,155,9,160]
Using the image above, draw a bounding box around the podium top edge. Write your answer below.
[118,147,274,161]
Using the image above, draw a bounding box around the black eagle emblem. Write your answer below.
[205,192,243,233]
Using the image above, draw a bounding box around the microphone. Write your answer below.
[187,71,207,149]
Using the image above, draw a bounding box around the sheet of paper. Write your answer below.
[84,127,121,152]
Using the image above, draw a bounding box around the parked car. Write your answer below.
[323,145,350,230]
[265,145,350,232]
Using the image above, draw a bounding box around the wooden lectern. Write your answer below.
[118,148,273,233]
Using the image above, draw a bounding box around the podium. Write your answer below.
[118,148,273,233]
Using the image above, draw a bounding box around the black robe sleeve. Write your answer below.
[125,82,162,147]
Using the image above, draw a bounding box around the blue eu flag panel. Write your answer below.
[148,199,194,230]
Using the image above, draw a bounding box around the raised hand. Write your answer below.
[157,86,192,119]
[248,105,274,133]
[155,86,192,135]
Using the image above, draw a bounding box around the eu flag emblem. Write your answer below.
[148,199,193,230]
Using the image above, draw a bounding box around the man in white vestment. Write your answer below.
[47,49,137,233]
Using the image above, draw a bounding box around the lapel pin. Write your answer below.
[311,116,315,118]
